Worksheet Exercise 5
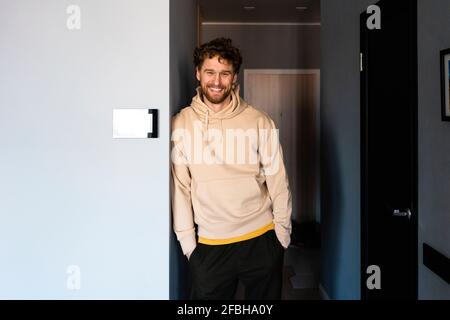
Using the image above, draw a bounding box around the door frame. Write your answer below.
[360,0,418,299]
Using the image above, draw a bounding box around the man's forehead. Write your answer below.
[201,56,233,70]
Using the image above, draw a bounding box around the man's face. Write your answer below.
[196,55,237,105]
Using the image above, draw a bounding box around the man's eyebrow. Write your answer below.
[203,68,232,73]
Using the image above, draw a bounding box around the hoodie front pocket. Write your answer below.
[195,176,263,219]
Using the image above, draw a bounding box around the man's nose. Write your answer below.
[213,73,220,85]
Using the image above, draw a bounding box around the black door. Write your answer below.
[360,0,418,299]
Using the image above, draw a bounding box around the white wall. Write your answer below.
[0,0,170,299]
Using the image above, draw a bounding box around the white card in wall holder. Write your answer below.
[113,108,158,138]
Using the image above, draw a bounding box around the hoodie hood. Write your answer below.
[190,85,248,141]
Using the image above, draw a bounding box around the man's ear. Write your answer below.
[196,67,201,82]
[232,73,238,84]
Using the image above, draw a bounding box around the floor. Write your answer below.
[235,245,323,300]
[282,245,322,300]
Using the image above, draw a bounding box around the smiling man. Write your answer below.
[171,38,292,300]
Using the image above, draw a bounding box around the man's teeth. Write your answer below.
[210,88,222,92]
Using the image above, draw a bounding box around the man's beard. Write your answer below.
[200,84,233,105]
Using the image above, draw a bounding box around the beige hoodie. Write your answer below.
[171,86,292,257]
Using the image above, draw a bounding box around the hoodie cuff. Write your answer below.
[274,223,291,249]
[179,234,197,257]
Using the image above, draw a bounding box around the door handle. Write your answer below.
[393,208,412,219]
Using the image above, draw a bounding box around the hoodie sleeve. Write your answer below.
[259,116,293,248]
[171,116,197,257]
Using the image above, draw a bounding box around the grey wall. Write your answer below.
[169,0,198,300]
[201,25,320,95]
[321,0,450,300]
[417,0,450,300]
[320,0,375,300]
[0,0,170,298]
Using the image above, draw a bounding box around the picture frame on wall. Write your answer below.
[441,48,450,121]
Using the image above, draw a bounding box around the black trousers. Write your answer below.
[189,229,284,300]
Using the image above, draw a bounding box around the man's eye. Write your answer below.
[206,71,214,75]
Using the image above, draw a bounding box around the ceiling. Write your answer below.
[198,0,320,23]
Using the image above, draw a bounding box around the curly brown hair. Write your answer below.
[193,38,242,74]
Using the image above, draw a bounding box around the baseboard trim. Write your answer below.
[319,284,330,300]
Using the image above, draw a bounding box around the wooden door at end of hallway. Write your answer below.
[244,70,320,225]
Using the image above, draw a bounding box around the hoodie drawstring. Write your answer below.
[205,109,209,142]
